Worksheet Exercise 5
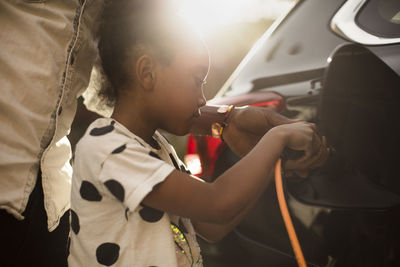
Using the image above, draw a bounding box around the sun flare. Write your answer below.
[178,0,295,34]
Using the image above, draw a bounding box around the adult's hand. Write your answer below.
[223,106,329,177]
[223,106,297,157]
[190,105,329,177]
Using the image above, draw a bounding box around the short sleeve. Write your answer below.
[98,142,175,211]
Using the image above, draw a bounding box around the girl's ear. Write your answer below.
[136,54,156,90]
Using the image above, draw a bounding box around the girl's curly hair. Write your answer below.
[97,0,178,107]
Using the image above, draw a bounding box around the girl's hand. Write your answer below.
[273,122,330,177]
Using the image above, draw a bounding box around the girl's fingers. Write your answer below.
[307,137,330,167]
[297,145,324,167]
[285,135,330,172]
[309,137,330,168]
[309,145,329,169]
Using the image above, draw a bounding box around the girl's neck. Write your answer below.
[111,98,157,146]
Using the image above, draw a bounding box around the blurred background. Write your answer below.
[176,0,294,99]
[69,0,295,158]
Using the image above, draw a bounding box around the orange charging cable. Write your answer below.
[275,158,307,267]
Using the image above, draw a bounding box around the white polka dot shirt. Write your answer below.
[69,118,202,266]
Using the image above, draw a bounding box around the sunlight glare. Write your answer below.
[179,0,295,34]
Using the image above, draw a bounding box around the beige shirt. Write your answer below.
[69,118,202,266]
[0,0,104,231]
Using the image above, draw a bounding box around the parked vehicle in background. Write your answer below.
[185,0,400,266]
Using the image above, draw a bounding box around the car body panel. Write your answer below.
[188,0,400,266]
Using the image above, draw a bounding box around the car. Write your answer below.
[184,0,400,266]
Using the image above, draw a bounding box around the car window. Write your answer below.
[356,0,400,38]
[219,0,345,98]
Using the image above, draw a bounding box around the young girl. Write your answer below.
[68,1,328,266]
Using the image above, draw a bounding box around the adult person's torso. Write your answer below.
[0,0,104,231]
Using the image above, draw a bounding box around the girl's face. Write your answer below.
[153,41,209,135]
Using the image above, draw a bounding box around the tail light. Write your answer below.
[183,153,203,176]
[184,135,203,176]
[185,135,225,178]
[185,92,284,178]
[251,100,282,110]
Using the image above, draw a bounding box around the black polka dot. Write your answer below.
[139,204,164,223]
[104,179,125,202]
[70,209,80,235]
[149,151,161,160]
[169,154,179,170]
[111,144,126,154]
[179,218,189,234]
[80,181,102,201]
[179,165,186,172]
[180,165,191,174]
[125,208,129,221]
[90,121,115,136]
[151,138,161,150]
[96,242,120,266]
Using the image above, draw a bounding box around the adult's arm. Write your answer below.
[190,105,327,175]
[190,105,296,157]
